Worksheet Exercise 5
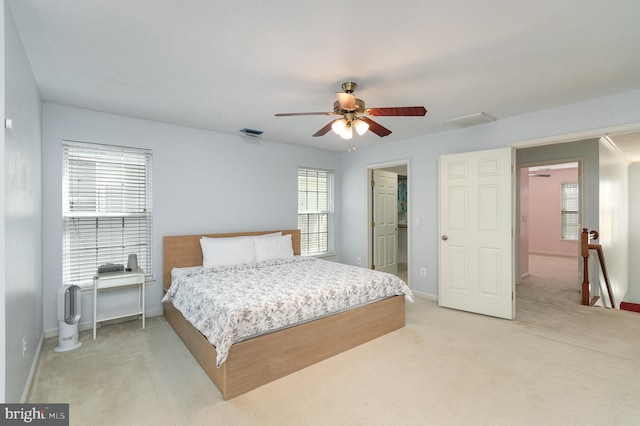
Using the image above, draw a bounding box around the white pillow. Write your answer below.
[253,234,294,262]
[200,236,254,268]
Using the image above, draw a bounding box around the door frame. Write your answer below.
[366,159,411,283]
[515,158,585,284]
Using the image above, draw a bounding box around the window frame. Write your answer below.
[297,167,335,257]
[62,140,153,288]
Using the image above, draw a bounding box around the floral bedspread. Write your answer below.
[162,257,414,367]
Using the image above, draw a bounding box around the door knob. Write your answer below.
[441,235,448,241]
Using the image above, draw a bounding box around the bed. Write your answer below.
[162,229,412,400]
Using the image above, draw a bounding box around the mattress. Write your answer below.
[162,256,413,367]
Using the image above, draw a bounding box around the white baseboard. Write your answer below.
[21,332,44,403]
[529,251,578,258]
[411,289,438,302]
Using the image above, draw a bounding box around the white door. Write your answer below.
[438,147,515,319]
[372,169,398,274]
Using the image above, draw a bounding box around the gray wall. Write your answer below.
[598,140,630,306]
[3,2,43,402]
[339,90,640,298]
[41,103,340,334]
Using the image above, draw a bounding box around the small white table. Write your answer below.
[93,267,145,339]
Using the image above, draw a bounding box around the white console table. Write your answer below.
[93,267,145,339]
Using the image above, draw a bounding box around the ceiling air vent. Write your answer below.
[446,112,496,127]
[239,128,263,138]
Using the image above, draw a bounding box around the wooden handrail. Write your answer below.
[581,228,615,307]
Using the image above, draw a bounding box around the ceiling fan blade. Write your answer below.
[336,92,356,110]
[275,112,334,117]
[312,120,336,137]
[362,117,392,137]
[367,106,427,116]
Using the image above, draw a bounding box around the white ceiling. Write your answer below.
[8,1,640,154]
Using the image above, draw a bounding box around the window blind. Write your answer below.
[297,168,334,256]
[62,141,153,286]
[561,182,579,240]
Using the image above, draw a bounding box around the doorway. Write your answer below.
[367,161,410,284]
[517,161,582,303]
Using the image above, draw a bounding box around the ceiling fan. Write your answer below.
[275,82,427,143]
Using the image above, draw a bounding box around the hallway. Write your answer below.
[518,253,582,308]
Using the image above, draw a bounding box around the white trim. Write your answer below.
[600,135,631,166]
[411,290,438,302]
[510,122,640,150]
[20,333,44,403]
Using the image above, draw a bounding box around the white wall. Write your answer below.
[339,90,640,298]
[3,1,43,402]
[0,0,6,404]
[599,139,629,307]
[628,163,640,303]
[41,103,340,334]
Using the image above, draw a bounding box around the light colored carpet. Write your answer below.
[28,255,640,425]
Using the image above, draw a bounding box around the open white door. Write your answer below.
[372,169,398,274]
[438,147,515,319]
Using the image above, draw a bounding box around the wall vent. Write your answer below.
[239,128,264,137]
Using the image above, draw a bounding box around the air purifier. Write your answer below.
[55,285,82,352]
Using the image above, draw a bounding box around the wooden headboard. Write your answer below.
[162,229,301,291]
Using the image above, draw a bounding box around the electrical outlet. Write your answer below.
[356,257,362,265]
[420,268,427,277]
[22,336,27,358]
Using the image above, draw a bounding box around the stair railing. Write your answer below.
[580,228,615,307]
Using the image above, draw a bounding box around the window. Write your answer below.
[298,168,334,256]
[561,182,579,240]
[62,141,153,287]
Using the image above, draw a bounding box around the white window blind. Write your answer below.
[298,168,334,256]
[62,141,153,286]
[561,182,579,240]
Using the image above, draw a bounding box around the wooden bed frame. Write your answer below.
[163,229,406,400]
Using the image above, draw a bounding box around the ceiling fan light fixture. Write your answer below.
[331,119,347,135]
[354,119,369,136]
[336,92,356,110]
[341,124,353,140]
